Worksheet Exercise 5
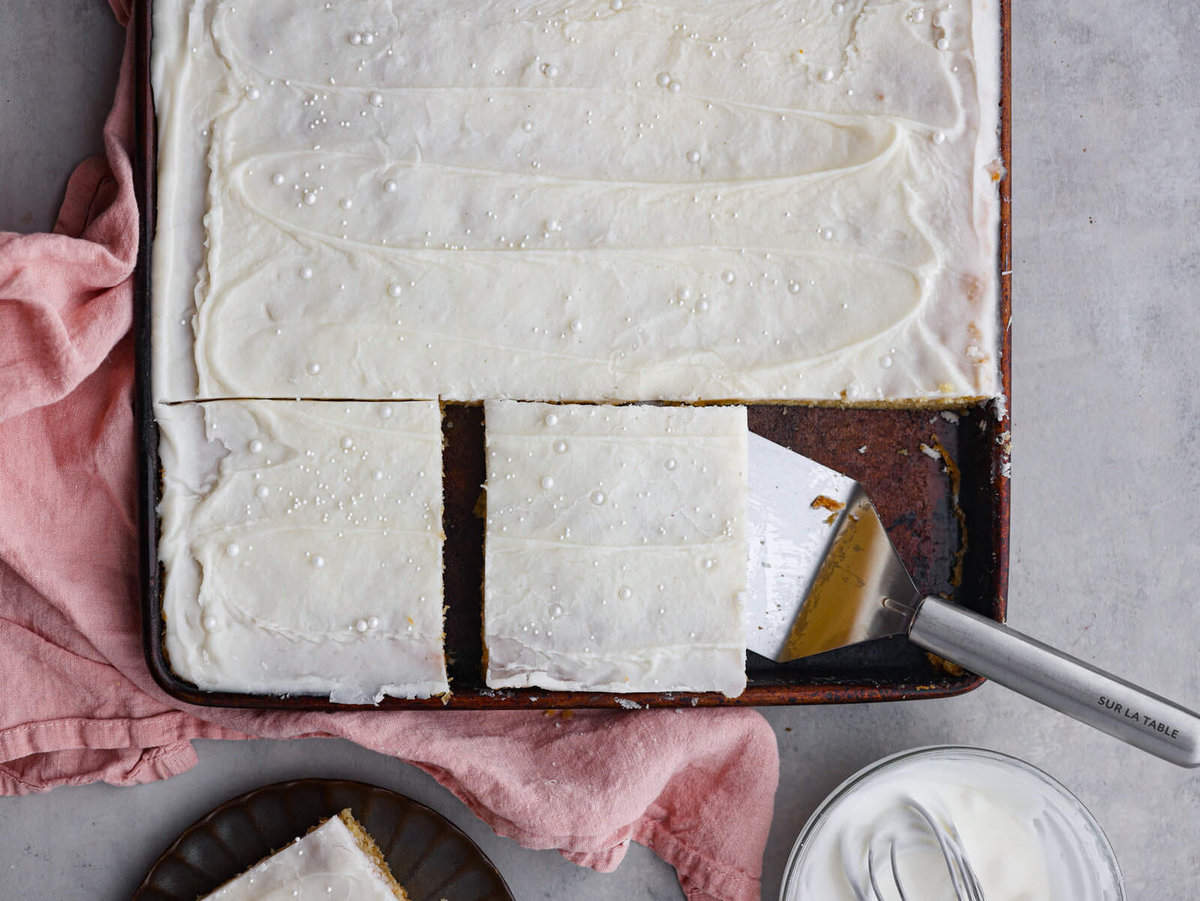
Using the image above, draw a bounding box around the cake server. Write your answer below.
[745,432,1200,767]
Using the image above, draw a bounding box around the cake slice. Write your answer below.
[157,400,448,703]
[483,401,748,697]
[200,809,407,900]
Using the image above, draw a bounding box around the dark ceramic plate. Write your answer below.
[133,779,514,901]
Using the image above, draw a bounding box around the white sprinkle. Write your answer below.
[299,266,313,279]
[665,458,678,471]
[340,198,353,210]
[936,36,949,50]
[541,62,559,77]
[541,476,555,490]
[227,543,241,557]
[656,72,672,87]
[590,490,607,506]
[312,555,326,568]
[819,68,834,82]
[248,439,263,453]
[271,173,285,185]
[388,283,403,298]
[245,86,260,100]
[257,485,270,499]
[522,120,534,132]
[554,440,569,454]
[544,412,559,426]
[686,149,701,164]
[348,32,362,45]
[368,91,384,107]
[203,615,218,630]
[721,270,736,284]
[307,362,321,375]
[384,179,398,193]
[569,318,584,334]
[618,586,633,600]
[933,131,946,144]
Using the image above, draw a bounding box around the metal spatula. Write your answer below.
[745,432,1200,767]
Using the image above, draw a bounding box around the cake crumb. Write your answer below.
[810,494,845,513]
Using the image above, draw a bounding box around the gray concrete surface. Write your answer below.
[2,0,1198,898]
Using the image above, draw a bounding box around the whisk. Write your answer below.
[863,800,985,901]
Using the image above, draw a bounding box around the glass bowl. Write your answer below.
[780,745,1124,900]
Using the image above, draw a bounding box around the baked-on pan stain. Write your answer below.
[132,779,514,901]
[132,0,1012,709]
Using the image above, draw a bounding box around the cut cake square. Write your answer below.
[158,400,448,703]
[200,809,408,900]
[483,401,748,697]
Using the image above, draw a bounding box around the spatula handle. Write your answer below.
[909,596,1200,767]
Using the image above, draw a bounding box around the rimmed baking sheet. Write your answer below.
[132,0,1012,710]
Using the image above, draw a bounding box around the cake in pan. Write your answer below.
[149,0,1002,700]
[151,0,1001,404]
[157,400,449,702]
[483,401,749,697]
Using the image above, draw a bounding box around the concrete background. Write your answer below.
[1,0,1198,897]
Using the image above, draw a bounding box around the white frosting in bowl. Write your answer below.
[781,747,1125,901]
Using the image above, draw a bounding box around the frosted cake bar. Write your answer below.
[151,0,1001,404]
[157,400,448,703]
[200,810,408,900]
[483,401,748,697]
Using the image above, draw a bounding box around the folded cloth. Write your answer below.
[0,3,779,899]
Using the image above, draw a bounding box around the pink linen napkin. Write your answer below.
[0,3,779,899]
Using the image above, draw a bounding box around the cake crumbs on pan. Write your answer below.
[857,445,867,454]
[918,442,942,461]
[615,698,643,710]
[927,435,968,588]
[940,410,960,424]
[810,494,845,513]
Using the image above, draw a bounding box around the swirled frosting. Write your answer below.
[151,0,1001,403]
[157,400,448,702]
[483,401,748,697]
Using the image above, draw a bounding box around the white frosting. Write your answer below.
[483,401,747,697]
[152,0,1001,404]
[158,400,448,703]
[201,814,404,901]
[785,749,1124,900]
